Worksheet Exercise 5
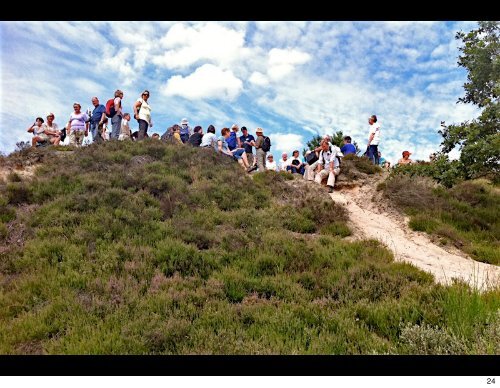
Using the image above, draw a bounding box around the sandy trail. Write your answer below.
[331,177,499,290]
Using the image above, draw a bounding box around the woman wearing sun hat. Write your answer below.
[134,90,153,140]
[179,118,192,143]
[398,150,414,165]
[265,153,278,171]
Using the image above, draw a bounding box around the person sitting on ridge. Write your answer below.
[218,127,252,172]
[200,125,218,150]
[398,150,414,165]
[314,140,343,193]
[187,126,203,147]
[341,136,356,155]
[288,150,305,175]
[179,118,192,143]
[27,117,49,147]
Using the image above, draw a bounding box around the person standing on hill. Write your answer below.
[111,90,124,140]
[89,97,106,143]
[239,126,255,166]
[67,103,89,147]
[251,127,266,172]
[367,114,380,165]
[133,90,153,140]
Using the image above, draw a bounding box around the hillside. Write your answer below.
[0,142,498,354]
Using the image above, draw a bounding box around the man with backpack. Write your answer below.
[314,140,343,193]
[250,127,270,172]
[106,90,124,140]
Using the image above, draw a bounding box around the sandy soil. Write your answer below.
[0,164,37,182]
[331,175,499,290]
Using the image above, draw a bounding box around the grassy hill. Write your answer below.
[0,141,498,354]
[380,173,500,265]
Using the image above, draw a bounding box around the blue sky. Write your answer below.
[0,21,479,164]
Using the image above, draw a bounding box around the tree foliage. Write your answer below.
[303,130,360,155]
[15,141,31,152]
[439,21,499,181]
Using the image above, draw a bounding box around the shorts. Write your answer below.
[232,149,245,160]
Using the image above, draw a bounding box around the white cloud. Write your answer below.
[268,48,311,66]
[267,48,311,81]
[270,133,304,157]
[153,23,247,71]
[162,64,243,101]
[0,20,483,163]
[249,72,269,86]
[101,47,136,84]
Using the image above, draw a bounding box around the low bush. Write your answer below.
[0,141,497,354]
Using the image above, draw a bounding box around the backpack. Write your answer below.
[261,136,271,152]
[306,152,319,165]
[105,98,117,118]
[59,127,67,143]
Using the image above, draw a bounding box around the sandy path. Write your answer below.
[330,181,499,290]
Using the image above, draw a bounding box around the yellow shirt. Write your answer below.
[173,132,182,143]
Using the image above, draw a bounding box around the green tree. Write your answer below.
[439,21,499,180]
[302,130,360,155]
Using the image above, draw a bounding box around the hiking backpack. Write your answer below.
[261,136,271,152]
[105,98,117,118]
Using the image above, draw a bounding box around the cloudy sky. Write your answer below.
[0,21,479,164]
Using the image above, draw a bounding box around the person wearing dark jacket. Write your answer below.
[187,126,203,147]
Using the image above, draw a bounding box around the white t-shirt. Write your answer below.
[137,98,152,124]
[120,118,130,136]
[369,123,381,145]
[266,160,278,171]
[279,158,291,171]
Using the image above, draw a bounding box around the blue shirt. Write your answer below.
[341,143,356,155]
[226,132,239,150]
[239,134,255,153]
[379,157,386,166]
[91,104,106,124]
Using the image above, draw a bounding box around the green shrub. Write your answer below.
[384,176,499,264]
[0,141,497,354]
[0,222,8,240]
[320,222,351,237]
[6,182,32,205]
[409,215,439,233]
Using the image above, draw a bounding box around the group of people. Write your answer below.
[25,89,418,191]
